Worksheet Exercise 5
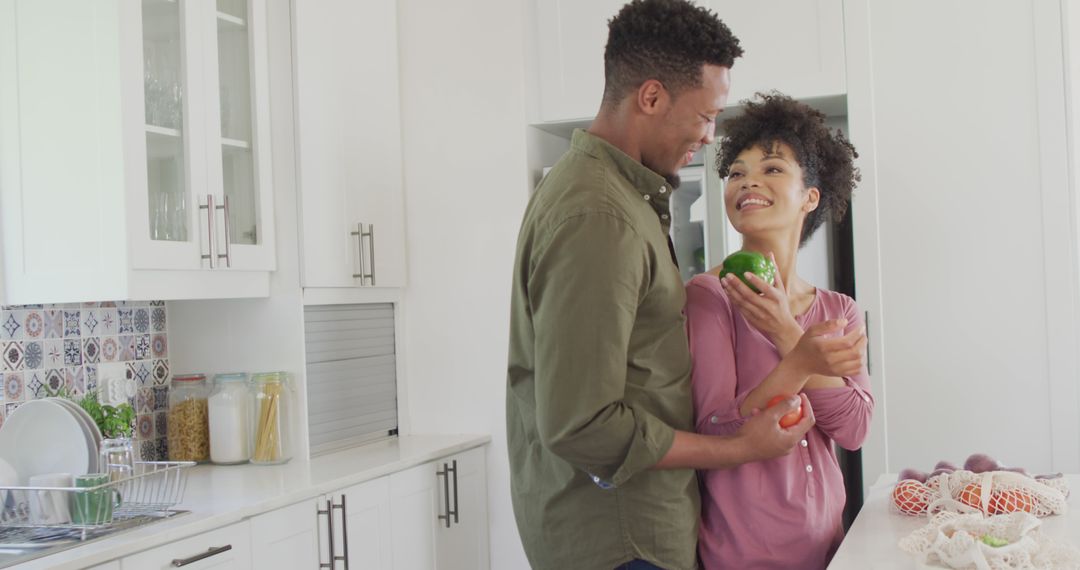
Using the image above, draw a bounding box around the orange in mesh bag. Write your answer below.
[931,471,1067,518]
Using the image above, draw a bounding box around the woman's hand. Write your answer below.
[720,252,802,352]
[788,319,867,378]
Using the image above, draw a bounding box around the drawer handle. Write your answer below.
[171,544,232,567]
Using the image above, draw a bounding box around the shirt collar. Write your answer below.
[571,129,674,228]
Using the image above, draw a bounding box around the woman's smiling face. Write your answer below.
[723,141,819,239]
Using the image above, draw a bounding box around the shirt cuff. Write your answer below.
[592,411,676,488]
[696,390,753,436]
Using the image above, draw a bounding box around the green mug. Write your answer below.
[70,473,121,525]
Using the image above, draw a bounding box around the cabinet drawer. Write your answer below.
[121,521,251,570]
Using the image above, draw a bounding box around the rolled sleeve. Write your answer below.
[686,278,748,436]
[803,299,874,450]
[530,212,674,485]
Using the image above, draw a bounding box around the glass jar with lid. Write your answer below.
[208,373,251,465]
[167,373,210,462]
[249,371,292,465]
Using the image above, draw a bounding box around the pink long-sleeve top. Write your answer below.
[685,273,874,570]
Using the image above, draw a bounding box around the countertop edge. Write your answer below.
[15,434,491,570]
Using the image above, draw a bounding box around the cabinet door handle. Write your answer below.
[437,462,451,528]
[350,223,375,285]
[199,194,216,269]
[367,224,376,286]
[318,498,335,569]
[216,195,232,268]
[333,494,350,569]
[450,459,459,524]
[171,544,232,567]
[864,311,872,375]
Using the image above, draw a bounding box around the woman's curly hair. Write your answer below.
[717,92,860,246]
[603,0,742,105]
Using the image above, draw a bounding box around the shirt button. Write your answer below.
[661,214,669,220]
[710,416,719,424]
[644,194,651,201]
[862,395,870,402]
[800,440,808,448]
[659,186,667,194]
[806,465,814,473]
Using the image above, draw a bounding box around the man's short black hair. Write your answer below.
[716,92,860,246]
[603,0,742,105]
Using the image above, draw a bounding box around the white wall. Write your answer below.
[396,0,532,568]
[846,0,1080,486]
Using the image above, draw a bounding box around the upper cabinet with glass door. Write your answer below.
[133,0,275,272]
[0,0,274,304]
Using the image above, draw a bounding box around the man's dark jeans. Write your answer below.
[616,560,665,570]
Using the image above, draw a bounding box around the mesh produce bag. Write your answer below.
[892,470,1069,518]
[927,471,1069,518]
[899,511,1080,569]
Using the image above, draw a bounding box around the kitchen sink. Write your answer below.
[0,511,188,568]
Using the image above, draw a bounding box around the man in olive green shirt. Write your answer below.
[506,1,831,569]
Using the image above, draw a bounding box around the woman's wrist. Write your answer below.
[772,321,803,355]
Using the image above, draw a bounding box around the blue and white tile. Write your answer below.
[82,337,101,364]
[155,411,167,438]
[80,309,101,336]
[1,313,21,340]
[139,439,157,462]
[151,334,167,359]
[133,308,150,334]
[136,413,154,439]
[23,340,43,370]
[152,386,168,411]
[42,310,63,338]
[43,369,64,396]
[151,307,167,333]
[2,342,23,372]
[3,372,23,402]
[22,310,44,340]
[117,309,134,335]
[136,387,153,414]
[43,339,64,368]
[63,310,81,338]
[99,336,120,362]
[152,359,169,385]
[119,335,135,362]
[135,335,151,360]
[65,367,84,396]
[99,308,118,335]
[63,339,82,366]
[132,361,151,386]
[155,438,168,461]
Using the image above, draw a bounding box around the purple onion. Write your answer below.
[964,453,1001,474]
[898,468,929,483]
[934,460,959,471]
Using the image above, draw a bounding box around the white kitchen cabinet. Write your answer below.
[249,499,320,570]
[293,0,408,290]
[530,0,844,123]
[121,520,251,569]
[87,563,121,570]
[334,476,394,569]
[0,0,275,304]
[389,447,490,570]
[432,447,489,570]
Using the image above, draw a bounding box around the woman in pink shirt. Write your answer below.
[686,93,873,570]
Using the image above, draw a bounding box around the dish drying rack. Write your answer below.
[0,461,194,541]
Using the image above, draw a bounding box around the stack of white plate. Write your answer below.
[0,398,103,485]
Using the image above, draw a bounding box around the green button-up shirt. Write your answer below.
[507,130,699,570]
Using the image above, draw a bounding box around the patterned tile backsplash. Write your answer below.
[0,301,170,461]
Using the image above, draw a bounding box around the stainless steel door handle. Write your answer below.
[437,462,451,528]
[216,195,232,268]
[318,498,334,569]
[449,459,459,524]
[350,223,374,285]
[199,194,215,269]
[171,545,232,567]
[333,494,349,569]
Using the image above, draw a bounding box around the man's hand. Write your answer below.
[734,394,816,462]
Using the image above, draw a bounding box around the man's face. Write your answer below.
[641,64,730,184]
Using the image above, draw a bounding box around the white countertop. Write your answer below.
[829,473,1080,569]
[14,433,490,570]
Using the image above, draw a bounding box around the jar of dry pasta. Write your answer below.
[167,373,210,462]
[248,372,292,465]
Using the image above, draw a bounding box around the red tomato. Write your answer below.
[766,394,803,428]
[892,480,930,514]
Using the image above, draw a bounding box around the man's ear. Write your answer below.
[804,187,821,212]
[636,79,667,116]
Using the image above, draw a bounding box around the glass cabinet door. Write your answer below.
[216,0,259,249]
[142,0,188,243]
